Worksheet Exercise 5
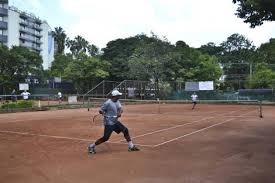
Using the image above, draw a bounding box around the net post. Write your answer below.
[87,97,90,111]
[259,100,263,118]
[157,98,160,114]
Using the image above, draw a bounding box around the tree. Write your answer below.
[233,0,275,27]
[220,33,254,52]
[249,63,275,88]
[199,42,224,56]
[128,38,222,83]
[66,36,99,57]
[128,36,173,81]
[102,34,157,81]
[0,45,43,92]
[219,33,256,82]
[52,27,67,54]
[66,36,89,56]
[50,53,74,77]
[88,44,99,57]
[257,39,275,64]
[7,46,43,82]
[63,55,110,93]
[169,46,222,82]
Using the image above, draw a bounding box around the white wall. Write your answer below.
[41,22,54,70]
[7,9,20,48]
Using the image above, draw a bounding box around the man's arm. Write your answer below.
[99,101,108,114]
[117,101,123,117]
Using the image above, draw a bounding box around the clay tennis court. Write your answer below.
[1,103,275,183]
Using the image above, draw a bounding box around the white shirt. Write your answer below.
[21,91,30,100]
[100,99,122,126]
[58,92,62,98]
[191,94,198,102]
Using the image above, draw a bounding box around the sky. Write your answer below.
[10,0,275,49]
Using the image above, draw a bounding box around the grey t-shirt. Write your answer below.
[100,99,122,126]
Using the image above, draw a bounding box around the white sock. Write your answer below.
[128,141,134,148]
[89,143,95,148]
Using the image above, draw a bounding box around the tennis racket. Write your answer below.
[92,114,104,127]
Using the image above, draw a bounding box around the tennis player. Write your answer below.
[88,90,140,154]
[191,92,198,110]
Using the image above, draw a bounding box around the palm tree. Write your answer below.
[66,35,89,56]
[52,27,67,55]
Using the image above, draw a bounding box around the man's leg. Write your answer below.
[115,122,140,151]
[192,102,196,110]
[88,125,113,154]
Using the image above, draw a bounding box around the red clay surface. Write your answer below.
[0,103,275,183]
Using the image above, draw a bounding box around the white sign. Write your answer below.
[54,77,61,83]
[199,81,214,91]
[68,96,77,104]
[19,83,29,91]
[185,82,199,91]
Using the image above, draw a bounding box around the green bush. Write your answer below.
[1,100,33,109]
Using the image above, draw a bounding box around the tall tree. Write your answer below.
[199,42,224,56]
[52,27,67,54]
[257,39,275,64]
[50,53,74,77]
[102,34,157,81]
[0,45,43,92]
[219,34,256,82]
[63,54,110,93]
[249,63,275,88]
[128,35,173,82]
[233,0,275,27]
[66,36,89,56]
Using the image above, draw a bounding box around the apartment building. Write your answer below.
[0,0,8,45]
[0,0,54,70]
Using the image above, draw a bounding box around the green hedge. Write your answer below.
[1,100,33,109]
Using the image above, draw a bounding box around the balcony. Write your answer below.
[0,21,7,29]
[0,34,7,43]
[19,28,42,38]
[20,21,43,31]
[20,43,42,52]
[0,7,8,16]
[20,34,42,45]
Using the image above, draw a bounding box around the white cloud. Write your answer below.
[58,0,275,48]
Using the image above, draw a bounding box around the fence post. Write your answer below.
[48,95,50,107]
[259,100,263,118]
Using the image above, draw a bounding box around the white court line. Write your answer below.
[0,115,91,124]
[238,109,257,117]
[0,130,154,147]
[153,108,258,147]
[112,117,213,143]
[154,118,236,147]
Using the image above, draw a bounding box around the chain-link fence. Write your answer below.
[84,80,275,102]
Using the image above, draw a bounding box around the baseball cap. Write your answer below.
[111,90,122,96]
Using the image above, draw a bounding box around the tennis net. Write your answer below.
[87,98,263,118]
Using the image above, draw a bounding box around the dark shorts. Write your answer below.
[104,121,127,137]
[192,101,197,104]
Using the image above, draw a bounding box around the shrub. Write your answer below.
[1,100,33,109]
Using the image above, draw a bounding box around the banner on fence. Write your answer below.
[185,81,214,91]
[19,83,29,91]
[68,96,77,104]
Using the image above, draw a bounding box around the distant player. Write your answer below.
[88,90,140,154]
[21,90,30,100]
[191,92,198,110]
[57,91,62,104]
[11,89,17,102]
